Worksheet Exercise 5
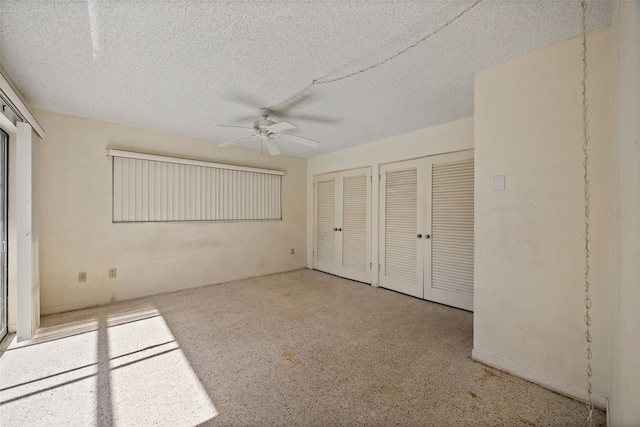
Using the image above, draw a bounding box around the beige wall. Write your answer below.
[36,110,307,315]
[473,27,612,406]
[610,1,640,424]
[307,117,474,285]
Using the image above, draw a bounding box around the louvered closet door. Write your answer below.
[338,167,372,283]
[314,172,339,275]
[379,159,425,298]
[424,150,474,311]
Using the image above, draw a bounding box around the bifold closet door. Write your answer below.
[313,172,339,275]
[379,159,425,298]
[379,150,474,311]
[424,150,474,311]
[313,168,372,282]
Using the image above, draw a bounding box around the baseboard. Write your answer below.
[40,267,309,316]
[471,349,608,410]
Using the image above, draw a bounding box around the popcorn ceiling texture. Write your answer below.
[0,1,610,157]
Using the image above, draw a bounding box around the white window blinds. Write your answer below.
[108,150,284,223]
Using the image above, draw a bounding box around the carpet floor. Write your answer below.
[0,269,604,426]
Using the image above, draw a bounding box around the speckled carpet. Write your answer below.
[0,269,604,426]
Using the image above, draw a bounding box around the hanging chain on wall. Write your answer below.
[580,0,594,425]
[268,0,483,112]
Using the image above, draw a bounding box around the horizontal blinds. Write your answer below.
[385,168,417,282]
[341,174,367,272]
[112,156,282,222]
[431,159,474,295]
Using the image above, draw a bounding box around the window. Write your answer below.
[109,150,283,222]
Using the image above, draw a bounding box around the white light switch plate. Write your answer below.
[494,175,505,191]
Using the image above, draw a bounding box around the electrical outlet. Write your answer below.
[291,248,295,255]
[109,268,117,278]
[78,272,87,282]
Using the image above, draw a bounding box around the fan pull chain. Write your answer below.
[268,0,483,112]
[580,0,594,425]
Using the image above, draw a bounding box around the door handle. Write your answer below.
[337,228,342,232]
[417,234,422,238]
[425,234,431,239]
[334,228,337,231]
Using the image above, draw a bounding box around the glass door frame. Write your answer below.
[0,128,7,341]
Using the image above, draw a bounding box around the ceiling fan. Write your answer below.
[218,108,320,156]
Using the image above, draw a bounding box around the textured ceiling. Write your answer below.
[0,1,610,158]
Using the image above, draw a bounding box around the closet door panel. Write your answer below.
[379,159,424,298]
[314,173,339,275]
[424,150,474,311]
[339,167,371,283]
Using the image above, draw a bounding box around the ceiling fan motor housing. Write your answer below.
[254,119,276,132]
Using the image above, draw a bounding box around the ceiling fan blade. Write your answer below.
[267,121,296,133]
[280,133,320,148]
[230,114,260,122]
[218,124,256,133]
[285,113,340,125]
[222,91,266,110]
[264,138,281,156]
[271,92,314,113]
[269,108,339,125]
[218,135,257,148]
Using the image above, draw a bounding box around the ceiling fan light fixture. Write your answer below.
[217,108,321,155]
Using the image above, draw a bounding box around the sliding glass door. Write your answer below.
[0,129,7,341]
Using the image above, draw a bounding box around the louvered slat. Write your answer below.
[431,159,474,296]
[113,157,282,222]
[342,174,367,272]
[385,168,417,282]
[316,178,336,264]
